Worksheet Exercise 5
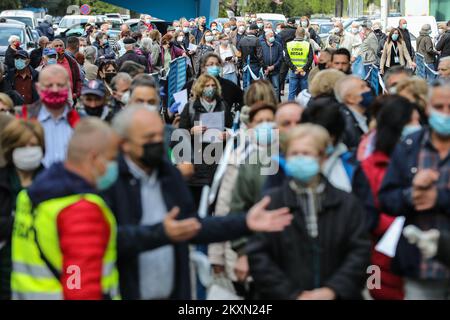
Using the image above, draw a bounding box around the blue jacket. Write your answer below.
[93,41,116,61]
[378,128,450,277]
[101,154,251,299]
[260,40,283,73]
[27,162,97,208]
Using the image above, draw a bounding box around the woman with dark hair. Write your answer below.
[93,32,116,62]
[380,28,416,75]
[97,60,118,99]
[352,95,415,300]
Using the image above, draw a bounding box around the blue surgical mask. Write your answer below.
[360,91,375,108]
[47,58,57,65]
[206,65,221,77]
[429,109,450,137]
[268,37,275,43]
[285,155,320,183]
[401,124,422,139]
[96,160,118,191]
[254,122,275,146]
[14,59,26,70]
[391,34,399,41]
[202,87,216,99]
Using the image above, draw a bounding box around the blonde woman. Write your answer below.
[178,74,233,204]
[215,34,239,84]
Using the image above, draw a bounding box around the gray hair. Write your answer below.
[112,105,159,138]
[429,78,450,99]
[141,37,153,52]
[110,72,132,91]
[8,35,20,45]
[84,46,97,63]
[334,75,361,103]
[440,56,450,64]
[38,36,49,45]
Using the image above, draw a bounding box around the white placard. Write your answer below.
[375,216,406,258]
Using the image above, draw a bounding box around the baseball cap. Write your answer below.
[43,48,57,56]
[15,50,29,59]
[249,24,259,31]
[81,80,106,98]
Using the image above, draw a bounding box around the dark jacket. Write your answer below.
[183,76,243,111]
[178,97,233,186]
[378,128,450,277]
[247,178,371,300]
[375,30,387,59]
[0,165,16,300]
[416,32,439,64]
[93,41,116,61]
[436,30,450,58]
[4,46,22,70]
[284,38,314,72]
[437,231,450,268]
[261,40,283,73]
[102,155,251,299]
[0,76,24,106]
[117,50,149,73]
[308,27,321,47]
[61,53,82,98]
[6,65,40,104]
[279,25,297,45]
[339,104,366,151]
[399,28,415,59]
[30,47,43,69]
[37,21,55,41]
[192,27,210,45]
[237,34,264,67]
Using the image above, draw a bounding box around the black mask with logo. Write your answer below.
[140,142,165,168]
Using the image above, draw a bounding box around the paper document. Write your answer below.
[200,111,225,143]
[188,43,198,51]
[200,111,224,130]
[173,89,188,114]
[375,216,406,258]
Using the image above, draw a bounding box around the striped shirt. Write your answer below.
[38,106,74,168]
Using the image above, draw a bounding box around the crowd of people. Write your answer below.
[0,12,449,300]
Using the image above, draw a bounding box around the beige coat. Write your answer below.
[380,40,413,73]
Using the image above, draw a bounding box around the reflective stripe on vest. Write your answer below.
[11,190,120,300]
[286,40,310,68]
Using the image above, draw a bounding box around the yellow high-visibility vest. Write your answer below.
[11,190,120,300]
[286,40,310,69]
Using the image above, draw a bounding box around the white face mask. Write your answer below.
[333,27,340,34]
[238,26,245,33]
[439,29,444,35]
[224,28,231,34]
[177,36,184,42]
[352,28,359,34]
[12,146,43,171]
[79,46,86,54]
[121,91,130,105]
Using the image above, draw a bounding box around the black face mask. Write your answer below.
[231,25,237,31]
[140,142,164,168]
[104,72,117,84]
[85,106,104,117]
[318,63,327,70]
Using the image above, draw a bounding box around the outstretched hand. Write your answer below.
[246,196,293,232]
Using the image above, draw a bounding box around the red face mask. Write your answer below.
[40,88,69,110]
[15,41,21,48]
[56,47,65,55]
